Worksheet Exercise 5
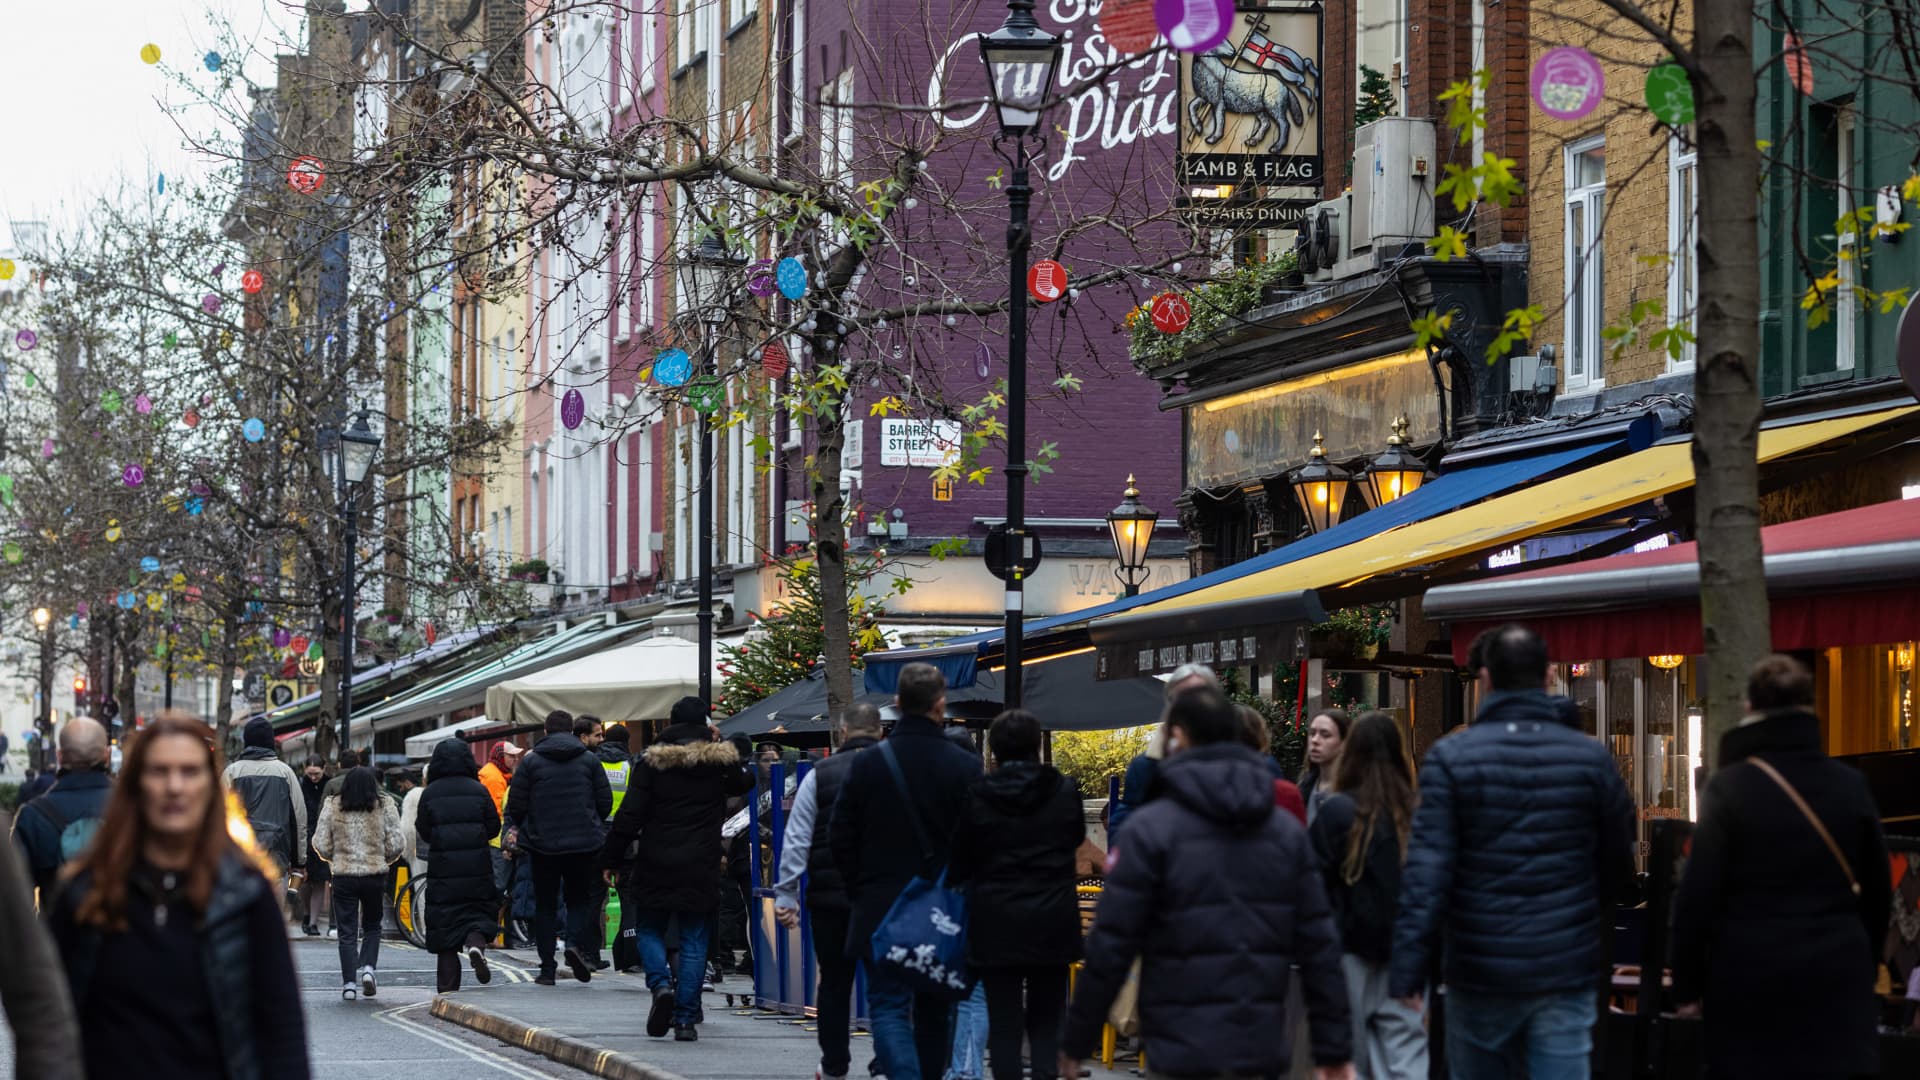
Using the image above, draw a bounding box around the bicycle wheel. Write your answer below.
[401,875,430,949]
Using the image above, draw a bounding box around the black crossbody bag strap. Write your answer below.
[879,741,935,864]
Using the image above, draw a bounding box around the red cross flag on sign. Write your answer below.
[1151,293,1192,334]
[762,341,791,378]
[1028,260,1068,303]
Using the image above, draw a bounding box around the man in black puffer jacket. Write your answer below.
[505,710,612,985]
[1389,624,1634,1079]
[602,697,755,1042]
[1062,687,1352,1080]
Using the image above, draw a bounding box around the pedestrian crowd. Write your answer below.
[0,623,1902,1080]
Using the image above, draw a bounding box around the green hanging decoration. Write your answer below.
[2,540,20,563]
[688,375,725,415]
[306,637,323,659]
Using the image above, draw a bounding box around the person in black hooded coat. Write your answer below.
[947,710,1085,1080]
[416,738,502,993]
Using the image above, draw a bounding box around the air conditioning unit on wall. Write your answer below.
[1341,116,1437,277]
[1295,197,1348,283]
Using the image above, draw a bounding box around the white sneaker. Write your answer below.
[328,928,339,939]
[360,966,377,997]
[341,983,357,1001]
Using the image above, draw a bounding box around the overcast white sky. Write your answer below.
[0,0,304,249]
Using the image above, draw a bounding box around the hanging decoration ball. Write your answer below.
[560,387,586,430]
[1530,46,1605,121]
[1028,259,1069,303]
[157,173,166,195]
[290,633,310,655]
[140,42,162,64]
[123,463,145,487]
[1153,0,1234,52]
[201,293,222,314]
[272,628,291,649]
[687,375,725,415]
[761,341,791,378]
[185,585,202,603]
[425,620,438,646]
[1102,0,1160,52]
[241,269,266,294]
[163,330,178,349]
[1171,261,1185,273]
[220,330,234,349]
[775,257,809,300]
[945,315,958,326]
[183,406,200,428]
[242,417,266,442]
[1151,292,1194,334]
[117,592,137,610]
[305,637,323,659]
[0,258,13,280]
[77,601,89,617]
[141,556,161,573]
[145,593,164,612]
[171,572,186,586]
[746,260,777,298]
[1,541,18,564]
[975,343,994,379]
[184,495,204,515]
[1784,33,1814,96]
[22,372,34,389]
[287,155,327,194]
[101,389,122,413]
[69,614,80,629]
[653,348,693,388]
[40,438,54,459]
[203,50,222,72]
[133,393,153,415]
[15,329,38,351]
[105,521,122,543]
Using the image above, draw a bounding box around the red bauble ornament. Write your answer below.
[1028,260,1068,303]
[1150,292,1193,334]
[241,269,265,294]
[762,341,791,378]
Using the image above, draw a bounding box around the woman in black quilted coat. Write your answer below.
[416,738,502,992]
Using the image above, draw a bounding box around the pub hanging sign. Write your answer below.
[1177,3,1325,226]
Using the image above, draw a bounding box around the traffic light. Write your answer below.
[73,675,88,714]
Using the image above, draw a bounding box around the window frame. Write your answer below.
[1666,133,1698,374]
[1563,135,1607,393]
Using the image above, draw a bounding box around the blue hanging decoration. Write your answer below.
[242,417,265,442]
[140,556,161,573]
[776,257,809,300]
[117,592,137,610]
[653,348,693,387]
[185,495,204,515]
[157,173,166,195]
[203,50,222,72]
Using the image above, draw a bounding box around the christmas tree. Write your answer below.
[712,547,904,717]
[1355,65,1399,129]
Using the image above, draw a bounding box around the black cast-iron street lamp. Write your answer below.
[679,232,745,705]
[978,0,1062,709]
[31,605,52,771]
[1106,476,1158,598]
[327,410,381,766]
[1358,415,1429,510]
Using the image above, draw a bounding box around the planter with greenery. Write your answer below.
[1126,252,1301,371]
[506,559,550,583]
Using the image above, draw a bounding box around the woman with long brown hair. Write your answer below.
[1307,710,1425,1079]
[47,712,311,1079]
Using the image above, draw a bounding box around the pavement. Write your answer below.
[431,956,1144,1080]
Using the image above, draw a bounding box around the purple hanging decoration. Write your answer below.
[975,344,993,379]
[746,260,777,298]
[201,293,222,314]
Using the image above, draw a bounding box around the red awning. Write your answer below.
[1427,500,1920,662]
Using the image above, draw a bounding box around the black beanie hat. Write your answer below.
[243,715,276,750]
[669,696,710,730]
[603,723,630,745]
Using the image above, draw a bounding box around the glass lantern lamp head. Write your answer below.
[1289,431,1351,535]
[1361,415,1430,511]
[31,606,51,631]
[339,411,382,487]
[680,232,746,328]
[977,0,1063,137]
[1105,474,1158,592]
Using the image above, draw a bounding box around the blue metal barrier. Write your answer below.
[747,761,869,1025]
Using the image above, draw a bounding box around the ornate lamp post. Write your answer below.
[1105,476,1159,598]
[1358,416,1429,510]
[679,233,745,704]
[333,410,381,765]
[1289,432,1351,535]
[978,0,1062,708]
[31,606,52,771]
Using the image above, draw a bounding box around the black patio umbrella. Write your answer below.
[717,649,1166,737]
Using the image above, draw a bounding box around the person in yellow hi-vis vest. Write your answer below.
[582,717,633,970]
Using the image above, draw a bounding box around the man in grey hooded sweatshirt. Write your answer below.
[223,715,308,878]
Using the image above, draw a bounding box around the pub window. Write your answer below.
[1563,136,1606,392]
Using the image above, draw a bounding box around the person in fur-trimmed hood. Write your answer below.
[602,697,756,1041]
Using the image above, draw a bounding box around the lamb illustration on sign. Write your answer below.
[1186,12,1321,155]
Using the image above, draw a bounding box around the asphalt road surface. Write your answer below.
[0,933,585,1078]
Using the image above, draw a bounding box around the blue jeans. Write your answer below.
[636,908,710,1026]
[1444,988,1593,1080]
[865,963,954,1080]
[944,982,987,1080]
